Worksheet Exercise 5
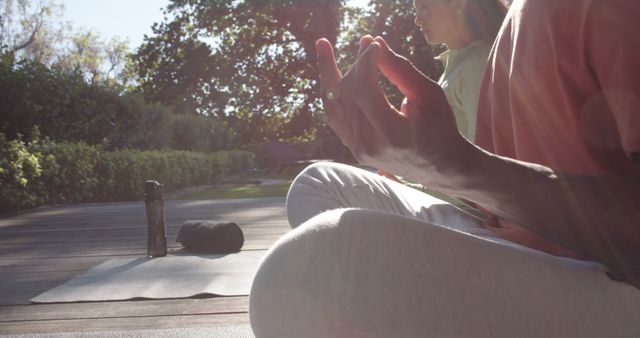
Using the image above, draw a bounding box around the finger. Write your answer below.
[340,35,374,82]
[358,35,374,57]
[373,36,440,105]
[316,39,344,123]
[316,38,341,87]
[354,42,396,133]
[316,39,377,160]
[338,35,373,85]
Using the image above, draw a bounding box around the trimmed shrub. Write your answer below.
[0,135,255,213]
[0,134,43,211]
[30,141,101,204]
[95,149,230,201]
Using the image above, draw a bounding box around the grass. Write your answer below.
[176,167,300,200]
[177,181,293,200]
[176,164,360,200]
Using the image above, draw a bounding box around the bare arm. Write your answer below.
[418,137,640,286]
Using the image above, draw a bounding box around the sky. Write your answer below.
[61,0,370,50]
[61,0,171,48]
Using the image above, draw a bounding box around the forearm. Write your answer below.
[412,139,640,283]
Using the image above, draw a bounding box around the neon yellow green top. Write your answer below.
[436,41,491,141]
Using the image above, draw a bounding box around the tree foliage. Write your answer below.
[133,0,343,144]
[0,0,133,85]
[1,0,446,152]
[0,52,147,147]
[0,47,244,153]
[56,30,132,85]
[133,0,444,145]
[0,0,65,57]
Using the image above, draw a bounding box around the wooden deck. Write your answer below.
[0,197,290,336]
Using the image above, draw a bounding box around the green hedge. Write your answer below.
[0,135,255,213]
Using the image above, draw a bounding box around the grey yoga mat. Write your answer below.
[31,251,265,303]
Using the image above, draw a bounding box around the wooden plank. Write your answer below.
[0,297,249,322]
[0,312,250,335]
[0,223,287,239]
[1,234,277,249]
[0,275,73,292]
[0,247,151,260]
[0,290,51,306]
[0,212,288,227]
[0,228,287,246]
[2,218,288,230]
[0,222,286,237]
[0,270,81,286]
[0,243,178,255]
[0,240,281,260]
[0,198,285,226]
[0,278,73,306]
[0,256,117,271]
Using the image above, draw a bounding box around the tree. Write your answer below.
[0,0,65,61]
[56,30,131,85]
[0,50,173,149]
[0,1,234,152]
[133,0,343,145]
[133,0,444,147]
[1,0,132,86]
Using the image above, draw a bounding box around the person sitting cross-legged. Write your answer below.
[249,1,640,337]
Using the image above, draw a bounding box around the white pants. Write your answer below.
[250,162,640,338]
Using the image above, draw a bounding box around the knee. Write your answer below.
[250,209,430,337]
[250,209,348,337]
[290,162,353,187]
[286,162,359,228]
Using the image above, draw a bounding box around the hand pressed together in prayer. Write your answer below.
[316,36,470,184]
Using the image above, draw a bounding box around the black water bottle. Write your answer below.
[145,180,167,257]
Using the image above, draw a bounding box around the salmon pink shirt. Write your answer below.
[475,0,640,255]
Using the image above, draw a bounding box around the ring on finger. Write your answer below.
[326,87,341,102]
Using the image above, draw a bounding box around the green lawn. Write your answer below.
[176,164,357,200]
[177,181,293,200]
